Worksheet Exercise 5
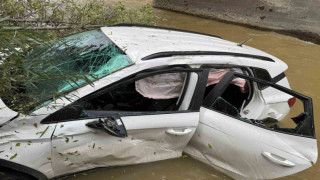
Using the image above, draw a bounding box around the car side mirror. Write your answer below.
[86,116,127,138]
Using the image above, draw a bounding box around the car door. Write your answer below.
[185,71,317,179]
[48,70,201,177]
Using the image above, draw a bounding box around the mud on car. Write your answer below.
[0,24,317,180]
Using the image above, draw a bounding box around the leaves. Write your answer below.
[0,0,156,37]
[10,153,17,160]
[0,0,156,114]
[68,163,74,166]
[40,126,49,137]
[0,16,10,22]
[67,151,76,155]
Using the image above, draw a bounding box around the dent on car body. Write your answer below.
[185,72,317,179]
[0,114,55,178]
[51,112,199,177]
[184,108,317,179]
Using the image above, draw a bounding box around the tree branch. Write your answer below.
[3,18,72,24]
[3,25,104,31]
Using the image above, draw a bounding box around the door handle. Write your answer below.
[166,128,193,136]
[262,152,295,167]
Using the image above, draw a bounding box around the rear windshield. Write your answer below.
[8,30,133,112]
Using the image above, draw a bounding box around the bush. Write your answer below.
[0,0,157,113]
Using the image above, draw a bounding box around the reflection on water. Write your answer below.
[66,1,320,180]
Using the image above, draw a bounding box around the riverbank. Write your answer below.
[153,0,320,44]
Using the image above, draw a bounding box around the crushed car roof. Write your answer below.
[101,25,282,64]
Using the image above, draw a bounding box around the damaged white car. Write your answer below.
[0,24,317,180]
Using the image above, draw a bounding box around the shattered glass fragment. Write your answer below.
[210,97,240,118]
[24,30,133,109]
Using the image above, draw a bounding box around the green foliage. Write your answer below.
[0,19,49,112]
[0,0,157,37]
[0,0,157,114]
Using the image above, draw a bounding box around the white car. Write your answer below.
[0,24,317,180]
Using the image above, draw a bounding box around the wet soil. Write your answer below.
[66,1,320,179]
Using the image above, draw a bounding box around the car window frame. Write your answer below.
[202,71,315,139]
[200,65,254,108]
[41,66,205,124]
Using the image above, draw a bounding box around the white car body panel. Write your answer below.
[0,99,18,124]
[51,112,199,177]
[184,107,317,179]
[240,83,291,121]
[0,115,55,178]
[101,27,287,74]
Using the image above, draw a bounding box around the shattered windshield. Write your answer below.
[24,30,133,108]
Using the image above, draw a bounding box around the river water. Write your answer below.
[65,1,320,179]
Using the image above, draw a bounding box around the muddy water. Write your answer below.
[66,1,320,180]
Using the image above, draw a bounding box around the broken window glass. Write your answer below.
[210,97,240,118]
[25,30,133,104]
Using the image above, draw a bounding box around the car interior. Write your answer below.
[203,70,311,136]
[83,81,181,112]
[46,72,189,122]
[203,68,250,115]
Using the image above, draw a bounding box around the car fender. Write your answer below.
[0,159,48,180]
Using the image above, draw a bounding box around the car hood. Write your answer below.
[0,98,18,124]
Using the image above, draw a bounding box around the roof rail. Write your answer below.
[110,23,222,39]
[141,51,275,62]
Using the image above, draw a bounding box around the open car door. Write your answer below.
[185,72,317,179]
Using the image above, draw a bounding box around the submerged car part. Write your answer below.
[185,71,317,179]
